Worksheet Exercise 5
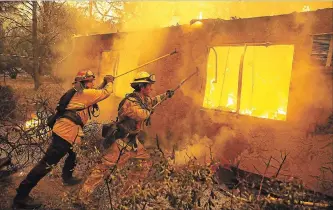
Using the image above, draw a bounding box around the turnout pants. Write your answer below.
[79,134,151,202]
[15,133,77,199]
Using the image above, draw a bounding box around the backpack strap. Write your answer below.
[62,110,84,127]
[55,88,85,127]
[117,93,133,112]
[56,88,77,113]
[116,92,153,130]
[118,92,150,112]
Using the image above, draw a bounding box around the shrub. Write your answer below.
[9,70,17,79]
[0,85,16,119]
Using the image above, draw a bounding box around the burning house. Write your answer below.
[60,8,333,194]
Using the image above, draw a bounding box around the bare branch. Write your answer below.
[0,14,31,32]
[155,134,164,157]
[274,152,288,178]
[22,1,33,11]
[93,1,113,21]
[257,156,272,200]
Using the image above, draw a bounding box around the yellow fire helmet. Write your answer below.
[74,70,96,83]
[131,71,156,84]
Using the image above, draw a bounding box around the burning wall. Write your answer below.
[63,8,333,193]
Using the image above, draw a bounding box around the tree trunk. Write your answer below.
[32,1,41,90]
[0,20,4,51]
[0,19,4,84]
[89,0,93,18]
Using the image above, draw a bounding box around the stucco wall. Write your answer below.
[66,9,333,193]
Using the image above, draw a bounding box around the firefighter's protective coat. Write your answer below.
[53,83,113,144]
[118,91,167,131]
[79,91,168,202]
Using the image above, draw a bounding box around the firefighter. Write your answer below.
[13,70,114,209]
[78,71,174,203]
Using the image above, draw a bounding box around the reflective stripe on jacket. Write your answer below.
[53,83,113,144]
[118,91,167,133]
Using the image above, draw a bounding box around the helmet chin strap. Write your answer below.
[79,81,87,89]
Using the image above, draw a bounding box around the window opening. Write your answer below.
[203,44,294,121]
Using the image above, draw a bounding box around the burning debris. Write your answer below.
[216,165,333,209]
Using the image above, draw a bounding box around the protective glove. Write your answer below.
[166,89,175,98]
[104,75,115,83]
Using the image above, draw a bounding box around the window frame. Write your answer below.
[204,43,294,120]
[310,32,333,67]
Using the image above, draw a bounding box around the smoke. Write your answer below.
[284,11,333,129]
[174,126,249,166]
[52,1,332,87]
[49,1,333,194]
[51,2,118,88]
[119,2,332,31]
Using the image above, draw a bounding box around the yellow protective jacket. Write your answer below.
[53,82,113,144]
[118,91,167,133]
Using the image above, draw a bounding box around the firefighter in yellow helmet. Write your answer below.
[79,71,174,203]
[13,70,114,209]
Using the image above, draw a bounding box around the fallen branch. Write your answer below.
[218,186,250,203]
[266,195,329,208]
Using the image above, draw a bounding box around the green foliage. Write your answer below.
[9,70,17,79]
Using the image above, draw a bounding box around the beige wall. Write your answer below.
[67,9,333,194]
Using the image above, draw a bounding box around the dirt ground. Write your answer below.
[0,166,81,210]
[0,75,80,209]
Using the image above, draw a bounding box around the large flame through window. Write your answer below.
[203,45,294,121]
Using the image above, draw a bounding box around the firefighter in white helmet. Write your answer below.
[13,70,114,209]
[79,71,174,203]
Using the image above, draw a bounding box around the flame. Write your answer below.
[302,5,310,12]
[67,2,333,32]
[209,78,215,94]
[259,113,269,119]
[24,116,51,138]
[239,107,287,120]
[240,108,253,115]
[25,118,40,129]
[277,107,286,115]
[226,93,235,107]
[198,11,203,20]
[203,78,217,108]
[203,45,293,121]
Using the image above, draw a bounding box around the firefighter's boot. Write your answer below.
[13,195,42,209]
[63,176,82,186]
